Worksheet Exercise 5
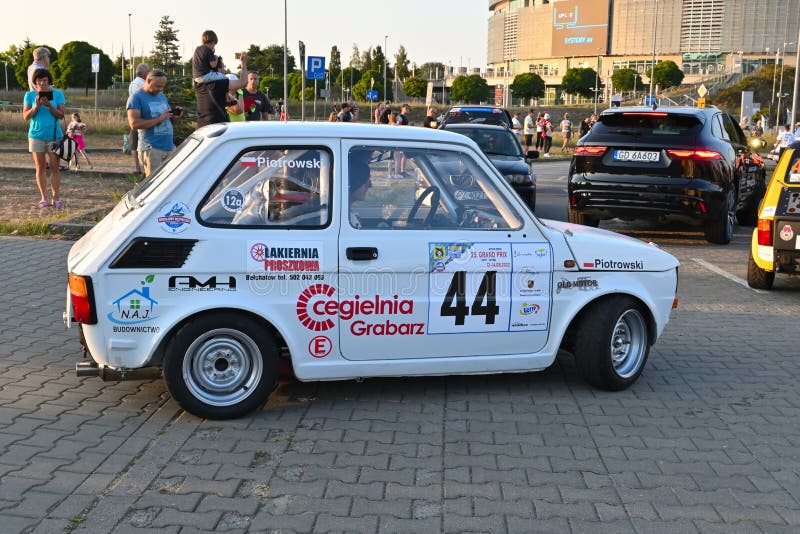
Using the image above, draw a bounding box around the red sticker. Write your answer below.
[308,335,332,358]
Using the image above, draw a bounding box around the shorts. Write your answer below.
[28,137,55,153]
[524,134,533,146]
[72,135,86,151]
[143,148,172,177]
[194,71,227,85]
[129,127,139,151]
[562,131,572,139]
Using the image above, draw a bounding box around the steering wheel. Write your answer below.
[407,186,440,227]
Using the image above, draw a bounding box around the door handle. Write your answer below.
[346,247,379,261]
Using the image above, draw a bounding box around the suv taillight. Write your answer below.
[69,274,97,324]
[666,149,723,161]
[757,219,772,246]
[574,146,607,156]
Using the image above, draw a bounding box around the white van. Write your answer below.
[66,122,679,419]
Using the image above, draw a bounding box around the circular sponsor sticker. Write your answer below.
[250,242,267,261]
[157,201,191,234]
[308,335,333,358]
[780,224,794,241]
[433,261,446,272]
[221,188,245,212]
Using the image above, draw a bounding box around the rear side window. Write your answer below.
[592,113,703,140]
[199,147,332,228]
[444,108,511,128]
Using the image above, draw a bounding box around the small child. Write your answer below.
[192,30,228,86]
[66,112,92,170]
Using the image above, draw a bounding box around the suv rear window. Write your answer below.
[443,107,511,128]
[592,113,703,139]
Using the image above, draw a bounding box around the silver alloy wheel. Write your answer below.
[610,309,647,378]
[182,328,263,407]
[725,190,735,237]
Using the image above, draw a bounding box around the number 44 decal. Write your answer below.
[440,271,500,325]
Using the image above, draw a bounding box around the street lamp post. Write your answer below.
[594,53,600,114]
[4,61,8,92]
[777,42,794,126]
[770,47,779,129]
[383,35,388,101]
[128,14,133,83]
[648,0,658,104]
[792,24,800,129]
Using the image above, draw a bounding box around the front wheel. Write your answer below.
[704,190,735,244]
[163,313,279,419]
[575,296,651,391]
[747,253,775,289]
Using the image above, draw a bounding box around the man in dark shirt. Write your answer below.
[422,107,438,128]
[194,55,248,129]
[242,72,272,121]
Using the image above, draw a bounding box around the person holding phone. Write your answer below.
[22,68,66,208]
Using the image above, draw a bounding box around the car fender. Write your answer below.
[750,229,774,271]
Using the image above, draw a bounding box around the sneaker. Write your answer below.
[543,153,551,158]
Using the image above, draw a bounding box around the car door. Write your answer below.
[721,113,763,212]
[336,139,554,361]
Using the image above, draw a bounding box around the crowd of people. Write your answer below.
[515,108,598,157]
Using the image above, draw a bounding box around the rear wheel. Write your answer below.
[568,206,599,227]
[704,190,734,244]
[747,253,775,289]
[575,296,651,391]
[163,313,279,419]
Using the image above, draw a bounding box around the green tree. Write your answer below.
[352,69,383,101]
[51,41,114,89]
[394,45,410,79]
[15,42,56,89]
[287,71,314,100]
[328,45,341,86]
[418,61,446,80]
[403,77,427,99]
[247,44,295,78]
[0,45,25,89]
[561,67,598,99]
[151,16,181,74]
[349,44,362,69]
[509,72,545,102]
[647,60,684,89]
[610,68,642,92]
[372,46,387,79]
[260,76,283,101]
[450,74,490,103]
[360,46,373,73]
[337,67,361,90]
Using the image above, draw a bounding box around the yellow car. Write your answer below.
[748,141,800,289]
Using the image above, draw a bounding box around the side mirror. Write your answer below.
[526,149,540,160]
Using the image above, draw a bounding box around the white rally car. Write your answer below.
[66,123,679,419]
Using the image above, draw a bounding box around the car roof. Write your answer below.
[193,121,478,144]
[601,106,715,118]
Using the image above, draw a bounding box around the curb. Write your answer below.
[49,205,114,235]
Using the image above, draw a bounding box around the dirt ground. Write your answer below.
[0,140,141,231]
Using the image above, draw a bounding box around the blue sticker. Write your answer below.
[221,188,245,212]
[157,201,191,234]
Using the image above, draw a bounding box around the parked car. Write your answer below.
[441,123,538,210]
[747,141,800,289]
[66,122,679,419]
[568,106,767,244]
[440,106,513,129]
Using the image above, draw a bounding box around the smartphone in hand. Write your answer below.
[38,90,54,101]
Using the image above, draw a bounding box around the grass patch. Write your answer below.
[0,219,58,236]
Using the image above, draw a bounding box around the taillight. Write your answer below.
[666,149,723,161]
[69,274,97,324]
[757,219,772,246]
[574,146,607,156]
[622,112,668,117]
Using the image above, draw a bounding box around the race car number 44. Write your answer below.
[614,150,659,162]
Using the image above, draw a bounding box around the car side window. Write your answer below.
[347,145,522,230]
[712,114,729,141]
[721,114,743,145]
[199,147,332,228]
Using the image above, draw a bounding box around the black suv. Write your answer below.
[567,107,766,244]
[440,106,513,129]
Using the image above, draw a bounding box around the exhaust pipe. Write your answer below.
[75,362,161,381]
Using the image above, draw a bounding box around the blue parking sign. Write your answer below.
[366,90,379,102]
[307,56,325,80]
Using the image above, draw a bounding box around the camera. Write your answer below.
[169,105,183,116]
[235,52,242,59]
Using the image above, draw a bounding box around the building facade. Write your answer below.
[485,0,799,103]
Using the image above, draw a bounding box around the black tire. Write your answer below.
[704,190,734,244]
[163,313,279,419]
[747,253,775,290]
[574,296,651,391]
[567,206,599,227]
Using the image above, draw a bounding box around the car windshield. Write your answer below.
[593,112,703,137]
[451,127,522,157]
[445,108,510,127]
[126,136,202,208]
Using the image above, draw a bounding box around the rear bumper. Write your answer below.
[569,177,727,223]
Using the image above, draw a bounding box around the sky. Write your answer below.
[5,0,489,71]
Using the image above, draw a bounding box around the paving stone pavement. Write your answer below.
[1,231,799,533]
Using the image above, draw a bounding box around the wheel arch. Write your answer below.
[559,292,657,353]
[145,307,289,368]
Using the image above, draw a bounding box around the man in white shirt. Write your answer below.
[523,109,535,150]
[128,63,151,174]
[511,112,523,141]
[27,48,51,91]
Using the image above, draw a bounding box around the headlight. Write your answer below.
[506,174,531,185]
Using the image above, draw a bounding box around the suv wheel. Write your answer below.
[568,207,599,227]
[704,190,734,244]
[747,253,774,289]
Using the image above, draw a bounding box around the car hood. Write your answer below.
[542,219,680,272]
[486,155,530,176]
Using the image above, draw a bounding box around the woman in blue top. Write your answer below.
[22,68,66,208]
